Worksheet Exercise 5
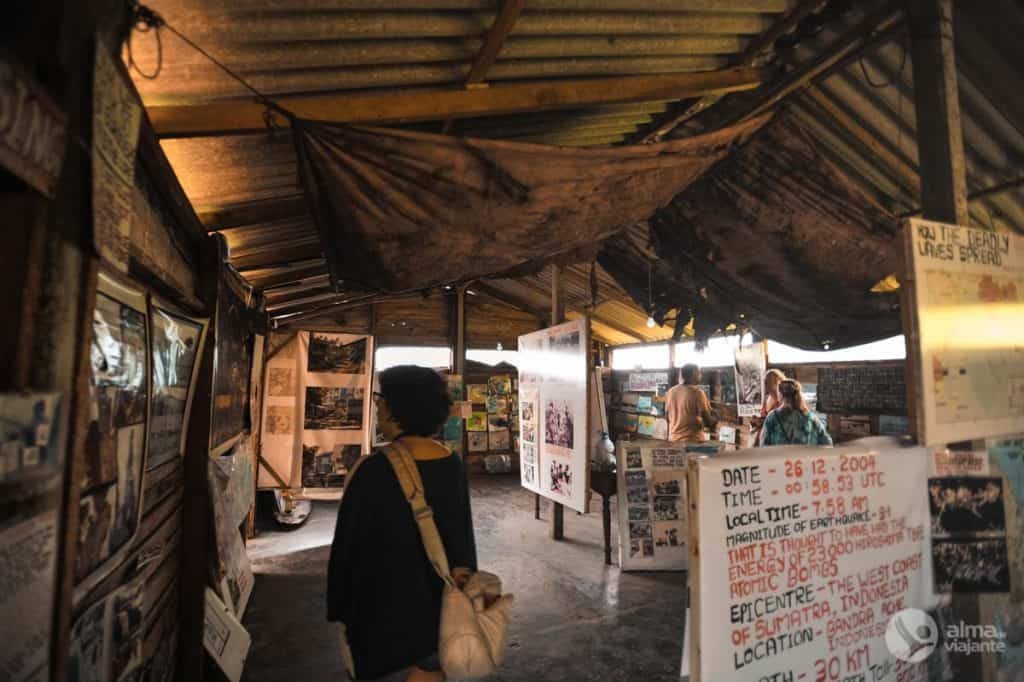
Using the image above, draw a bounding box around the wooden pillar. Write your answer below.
[908,0,969,226]
[907,3,979,680]
[455,287,467,375]
[550,265,565,540]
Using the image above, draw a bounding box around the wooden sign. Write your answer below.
[0,54,66,197]
[816,365,907,415]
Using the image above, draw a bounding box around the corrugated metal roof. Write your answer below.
[778,1,1024,233]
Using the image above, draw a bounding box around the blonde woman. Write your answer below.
[752,369,785,444]
[758,379,833,447]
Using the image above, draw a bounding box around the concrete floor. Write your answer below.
[242,475,688,681]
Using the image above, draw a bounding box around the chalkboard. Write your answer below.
[816,365,907,415]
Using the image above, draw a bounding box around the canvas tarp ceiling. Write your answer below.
[601,110,902,351]
[291,115,769,294]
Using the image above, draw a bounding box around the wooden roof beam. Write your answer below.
[149,68,767,138]
[197,194,308,231]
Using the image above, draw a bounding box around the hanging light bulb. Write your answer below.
[496,341,504,351]
[646,316,656,328]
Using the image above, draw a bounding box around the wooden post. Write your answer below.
[177,237,220,681]
[906,3,979,680]
[455,287,466,376]
[907,0,969,227]
[550,265,565,540]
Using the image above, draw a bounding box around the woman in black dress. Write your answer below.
[327,366,477,681]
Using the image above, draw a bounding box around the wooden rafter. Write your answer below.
[628,0,823,144]
[197,194,307,231]
[442,0,527,134]
[149,68,767,138]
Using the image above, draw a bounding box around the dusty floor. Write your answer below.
[242,475,688,681]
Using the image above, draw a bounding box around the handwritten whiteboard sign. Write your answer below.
[688,438,936,681]
[0,56,66,197]
[904,219,1024,445]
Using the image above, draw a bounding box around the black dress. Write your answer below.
[327,449,477,679]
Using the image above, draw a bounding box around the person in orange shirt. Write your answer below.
[665,364,717,442]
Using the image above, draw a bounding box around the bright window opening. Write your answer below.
[374,346,452,371]
[610,344,670,370]
[767,336,906,364]
[467,349,520,367]
[675,334,753,368]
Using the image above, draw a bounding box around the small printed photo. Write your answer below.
[521,422,536,444]
[550,460,572,497]
[521,442,536,464]
[487,375,512,396]
[468,432,489,452]
[653,496,681,521]
[626,449,643,469]
[932,538,1010,593]
[467,384,489,403]
[307,335,367,373]
[626,486,650,505]
[628,506,650,521]
[267,367,295,397]
[489,430,511,451]
[654,522,686,548]
[928,477,1006,535]
[629,522,653,540]
[486,396,508,414]
[653,477,682,496]
[625,471,647,487]
[467,412,487,432]
[544,400,574,449]
[488,414,510,432]
[265,405,294,435]
[629,539,642,558]
[522,463,535,485]
[642,539,655,557]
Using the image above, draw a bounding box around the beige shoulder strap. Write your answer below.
[383,441,453,584]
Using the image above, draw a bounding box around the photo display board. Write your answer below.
[616,441,691,571]
[259,332,374,490]
[518,319,590,513]
[688,437,937,681]
[904,219,1024,445]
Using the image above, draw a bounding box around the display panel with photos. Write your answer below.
[76,274,149,596]
[517,319,590,512]
[616,441,703,571]
[148,304,207,471]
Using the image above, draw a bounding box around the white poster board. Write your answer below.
[688,437,937,681]
[905,219,1024,445]
[518,319,590,513]
[616,440,690,571]
[734,342,766,418]
[258,332,374,490]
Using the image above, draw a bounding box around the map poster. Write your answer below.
[688,437,937,682]
[904,219,1024,446]
[518,319,590,513]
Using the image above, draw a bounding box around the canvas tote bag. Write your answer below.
[383,441,513,678]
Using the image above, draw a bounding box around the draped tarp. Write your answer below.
[601,111,902,350]
[291,116,769,293]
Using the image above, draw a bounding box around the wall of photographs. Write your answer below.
[259,331,374,490]
[69,271,208,682]
[464,371,517,467]
[517,319,590,513]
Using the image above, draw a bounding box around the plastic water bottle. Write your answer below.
[593,431,616,471]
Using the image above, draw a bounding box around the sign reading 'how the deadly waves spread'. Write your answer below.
[688,438,937,682]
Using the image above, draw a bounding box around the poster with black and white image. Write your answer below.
[518,388,540,493]
[148,304,206,471]
[932,538,1010,593]
[211,273,252,454]
[76,274,149,597]
[616,441,690,571]
[733,341,766,417]
[303,387,364,430]
[0,393,67,682]
[307,334,366,374]
[518,320,589,512]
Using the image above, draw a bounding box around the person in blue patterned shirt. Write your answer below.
[758,379,833,447]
